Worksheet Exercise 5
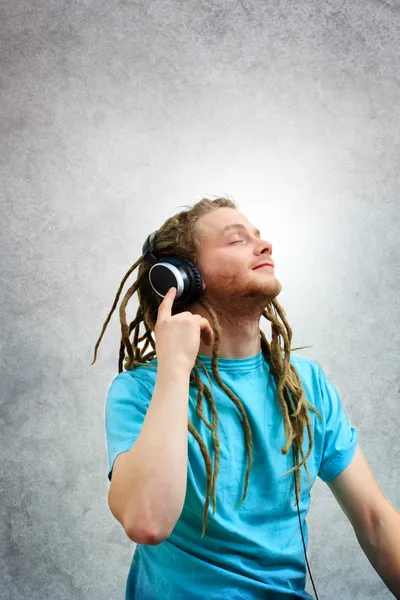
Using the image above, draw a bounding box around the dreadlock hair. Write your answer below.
[92,194,322,538]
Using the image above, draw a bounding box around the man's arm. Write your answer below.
[327,444,400,599]
[108,363,191,544]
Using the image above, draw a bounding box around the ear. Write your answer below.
[202,280,206,292]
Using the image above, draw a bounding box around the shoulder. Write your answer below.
[289,353,320,378]
[288,354,328,414]
[107,360,158,399]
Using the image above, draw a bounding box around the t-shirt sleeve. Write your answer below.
[105,371,153,482]
[315,362,359,482]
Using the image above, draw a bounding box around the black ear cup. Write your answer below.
[141,232,203,306]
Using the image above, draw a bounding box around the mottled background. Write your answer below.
[1,0,399,598]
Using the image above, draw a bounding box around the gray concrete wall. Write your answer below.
[1,1,399,598]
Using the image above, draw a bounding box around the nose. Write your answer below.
[256,238,272,257]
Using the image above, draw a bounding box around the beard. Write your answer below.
[201,269,283,323]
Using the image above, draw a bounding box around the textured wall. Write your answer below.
[1,1,399,598]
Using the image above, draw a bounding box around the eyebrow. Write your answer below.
[220,223,261,238]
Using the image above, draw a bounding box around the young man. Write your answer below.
[104,204,400,599]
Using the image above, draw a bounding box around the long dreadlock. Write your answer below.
[92,194,322,537]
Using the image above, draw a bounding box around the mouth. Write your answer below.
[253,263,274,270]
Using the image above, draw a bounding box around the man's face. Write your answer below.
[194,207,282,310]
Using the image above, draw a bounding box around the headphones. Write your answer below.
[142,230,203,308]
[141,230,319,599]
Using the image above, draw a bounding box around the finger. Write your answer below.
[158,287,176,317]
[201,319,214,346]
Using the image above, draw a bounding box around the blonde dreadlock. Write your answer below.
[92,194,322,537]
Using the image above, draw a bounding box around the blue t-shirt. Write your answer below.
[105,351,358,600]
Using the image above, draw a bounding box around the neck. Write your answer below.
[190,300,265,359]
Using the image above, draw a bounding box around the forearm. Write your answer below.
[356,502,400,599]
